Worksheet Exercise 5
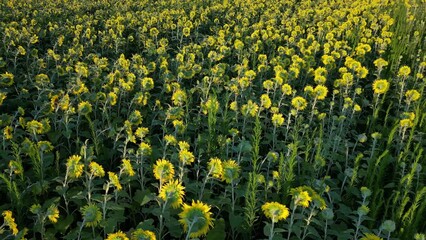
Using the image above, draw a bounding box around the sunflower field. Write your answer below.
[0,0,425,239]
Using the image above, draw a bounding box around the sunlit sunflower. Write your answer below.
[314,85,328,100]
[159,179,185,208]
[153,159,175,183]
[2,210,18,235]
[291,96,308,111]
[372,79,390,95]
[405,89,420,102]
[271,113,285,126]
[178,200,214,238]
[81,204,102,227]
[207,157,223,179]
[131,229,156,240]
[121,159,135,176]
[221,160,240,183]
[66,155,84,179]
[360,233,382,240]
[46,205,60,223]
[89,161,105,178]
[290,188,312,208]
[105,230,129,240]
[108,172,122,191]
[262,202,290,222]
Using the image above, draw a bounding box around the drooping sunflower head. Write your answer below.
[66,155,84,179]
[397,65,411,78]
[314,85,328,100]
[81,204,102,228]
[159,179,185,208]
[89,161,105,178]
[271,113,285,127]
[179,149,195,165]
[291,96,307,111]
[360,233,383,240]
[46,205,60,223]
[372,79,390,95]
[108,172,123,191]
[105,230,129,240]
[2,210,18,235]
[405,89,421,102]
[221,160,240,184]
[153,159,175,183]
[178,200,214,238]
[290,186,318,208]
[121,159,135,177]
[207,157,223,179]
[261,202,290,222]
[131,228,156,240]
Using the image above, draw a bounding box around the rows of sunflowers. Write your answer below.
[1,0,425,239]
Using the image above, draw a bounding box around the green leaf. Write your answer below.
[55,215,74,233]
[229,212,244,230]
[133,189,155,206]
[263,222,272,237]
[136,219,155,231]
[206,218,226,240]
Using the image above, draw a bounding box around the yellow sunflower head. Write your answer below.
[131,228,156,240]
[314,85,328,100]
[360,233,383,240]
[372,79,390,95]
[291,96,308,111]
[221,160,240,183]
[105,230,129,240]
[153,159,175,183]
[81,203,102,227]
[46,205,60,223]
[159,179,185,208]
[207,158,223,179]
[178,200,214,238]
[405,89,421,102]
[261,202,290,222]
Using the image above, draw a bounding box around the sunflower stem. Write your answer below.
[287,205,297,240]
[269,218,275,240]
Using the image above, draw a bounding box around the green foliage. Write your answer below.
[0,0,425,239]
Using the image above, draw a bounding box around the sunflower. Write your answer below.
[221,160,240,183]
[159,179,185,208]
[372,79,390,95]
[121,159,135,176]
[260,94,272,109]
[3,126,13,140]
[397,66,411,77]
[290,187,312,208]
[2,210,18,235]
[131,229,156,240]
[153,159,175,183]
[89,161,105,178]
[291,96,308,111]
[81,204,102,227]
[108,172,122,191]
[105,230,129,240]
[46,205,60,223]
[261,202,290,222]
[271,113,285,127]
[66,155,84,179]
[179,149,195,165]
[405,89,420,102]
[77,101,92,115]
[360,233,383,240]
[207,158,223,179]
[178,200,214,238]
[314,85,328,100]
[281,84,292,95]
